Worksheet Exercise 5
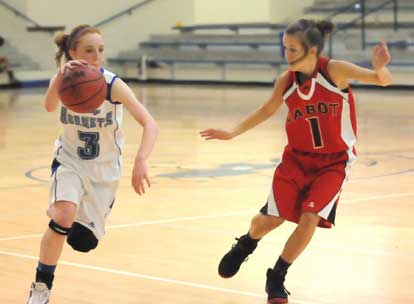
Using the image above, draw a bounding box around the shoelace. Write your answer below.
[31,288,49,303]
[277,275,290,296]
[283,286,291,296]
[232,237,250,262]
[268,271,290,296]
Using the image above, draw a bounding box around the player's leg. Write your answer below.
[280,212,320,263]
[218,214,284,278]
[67,179,119,253]
[40,202,77,264]
[7,70,17,84]
[264,212,320,303]
[28,161,83,303]
[218,156,301,279]
[266,163,347,304]
[0,57,17,83]
[28,201,77,304]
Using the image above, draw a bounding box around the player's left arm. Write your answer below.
[112,78,159,195]
[328,41,392,87]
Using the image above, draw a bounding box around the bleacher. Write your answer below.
[0,38,40,86]
[107,24,287,81]
[104,0,414,84]
[0,39,39,71]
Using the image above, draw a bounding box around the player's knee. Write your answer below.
[268,215,285,229]
[67,222,98,253]
[251,214,283,231]
[52,205,76,228]
[298,212,320,228]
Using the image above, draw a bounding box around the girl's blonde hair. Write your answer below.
[54,24,101,67]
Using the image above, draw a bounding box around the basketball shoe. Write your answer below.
[218,234,258,278]
[265,268,290,304]
[27,282,51,304]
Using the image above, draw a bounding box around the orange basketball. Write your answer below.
[57,64,107,113]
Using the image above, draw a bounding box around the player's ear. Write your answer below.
[68,49,76,60]
[309,46,318,56]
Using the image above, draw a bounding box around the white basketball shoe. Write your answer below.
[27,282,50,304]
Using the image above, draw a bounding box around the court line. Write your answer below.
[342,192,414,203]
[106,210,256,229]
[1,191,414,242]
[0,210,255,241]
[0,249,323,304]
[0,192,414,242]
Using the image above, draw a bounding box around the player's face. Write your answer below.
[72,33,105,67]
[283,33,313,71]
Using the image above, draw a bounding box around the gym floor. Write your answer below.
[0,83,413,304]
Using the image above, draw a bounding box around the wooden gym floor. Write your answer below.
[0,84,413,304]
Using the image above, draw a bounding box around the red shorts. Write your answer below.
[260,147,356,228]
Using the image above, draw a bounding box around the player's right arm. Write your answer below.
[44,60,88,112]
[44,74,60,112]
[200,71,288,140]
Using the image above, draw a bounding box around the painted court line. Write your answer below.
[106,210,255,229]
[0,250,323,304]
[1,191,414,242]
[0,210,254,242]
[342,192,414,203]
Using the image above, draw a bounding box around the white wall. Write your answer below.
[194,0,270,23]
[0,0,55,70]
[270,0,314,23]
[1,0,312,70]
[99,0,194,59]
[1,0,194,69]
[2,0,26,13]
[27,0,195,59]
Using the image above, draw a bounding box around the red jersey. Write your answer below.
[283,57,357,154]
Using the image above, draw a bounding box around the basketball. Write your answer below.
[57,64,107,113]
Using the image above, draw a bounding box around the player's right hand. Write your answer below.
[60,60,88,74]
[132,158,151,196]
[200,128,235,140]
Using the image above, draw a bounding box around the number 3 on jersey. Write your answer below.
[306,117,324,149]
[77,131,100,159]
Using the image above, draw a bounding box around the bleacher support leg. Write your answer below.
[171,63,176,80]
[220,63,227,81]
[139,55,148,80]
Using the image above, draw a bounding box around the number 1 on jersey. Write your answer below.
[306,117,324,149]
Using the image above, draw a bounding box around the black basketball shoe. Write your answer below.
[265,268,291,303]
[218,234,258,278]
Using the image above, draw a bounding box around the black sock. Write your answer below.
[37,262,56,274]
[36,263,56,290]
[273,256,291,276]
[245,232,260,243]
[239,232,260,250]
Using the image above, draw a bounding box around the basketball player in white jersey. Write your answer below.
[27,24,158,303]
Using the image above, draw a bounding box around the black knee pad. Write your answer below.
[67,222,98,252]
[49,219,70,235]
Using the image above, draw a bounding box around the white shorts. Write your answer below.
[49,158,120,240]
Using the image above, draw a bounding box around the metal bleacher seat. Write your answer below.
[171,22,285,34]
[107,1,414,82]
[139,33,281,50]
[107,27,285,80]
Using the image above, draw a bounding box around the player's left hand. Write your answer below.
[372,41,391,70]
[132,158,151,195]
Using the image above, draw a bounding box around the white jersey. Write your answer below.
[54,68,124,170]
[50,68,124,239]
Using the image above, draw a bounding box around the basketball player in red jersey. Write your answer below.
[200,19,391,303]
